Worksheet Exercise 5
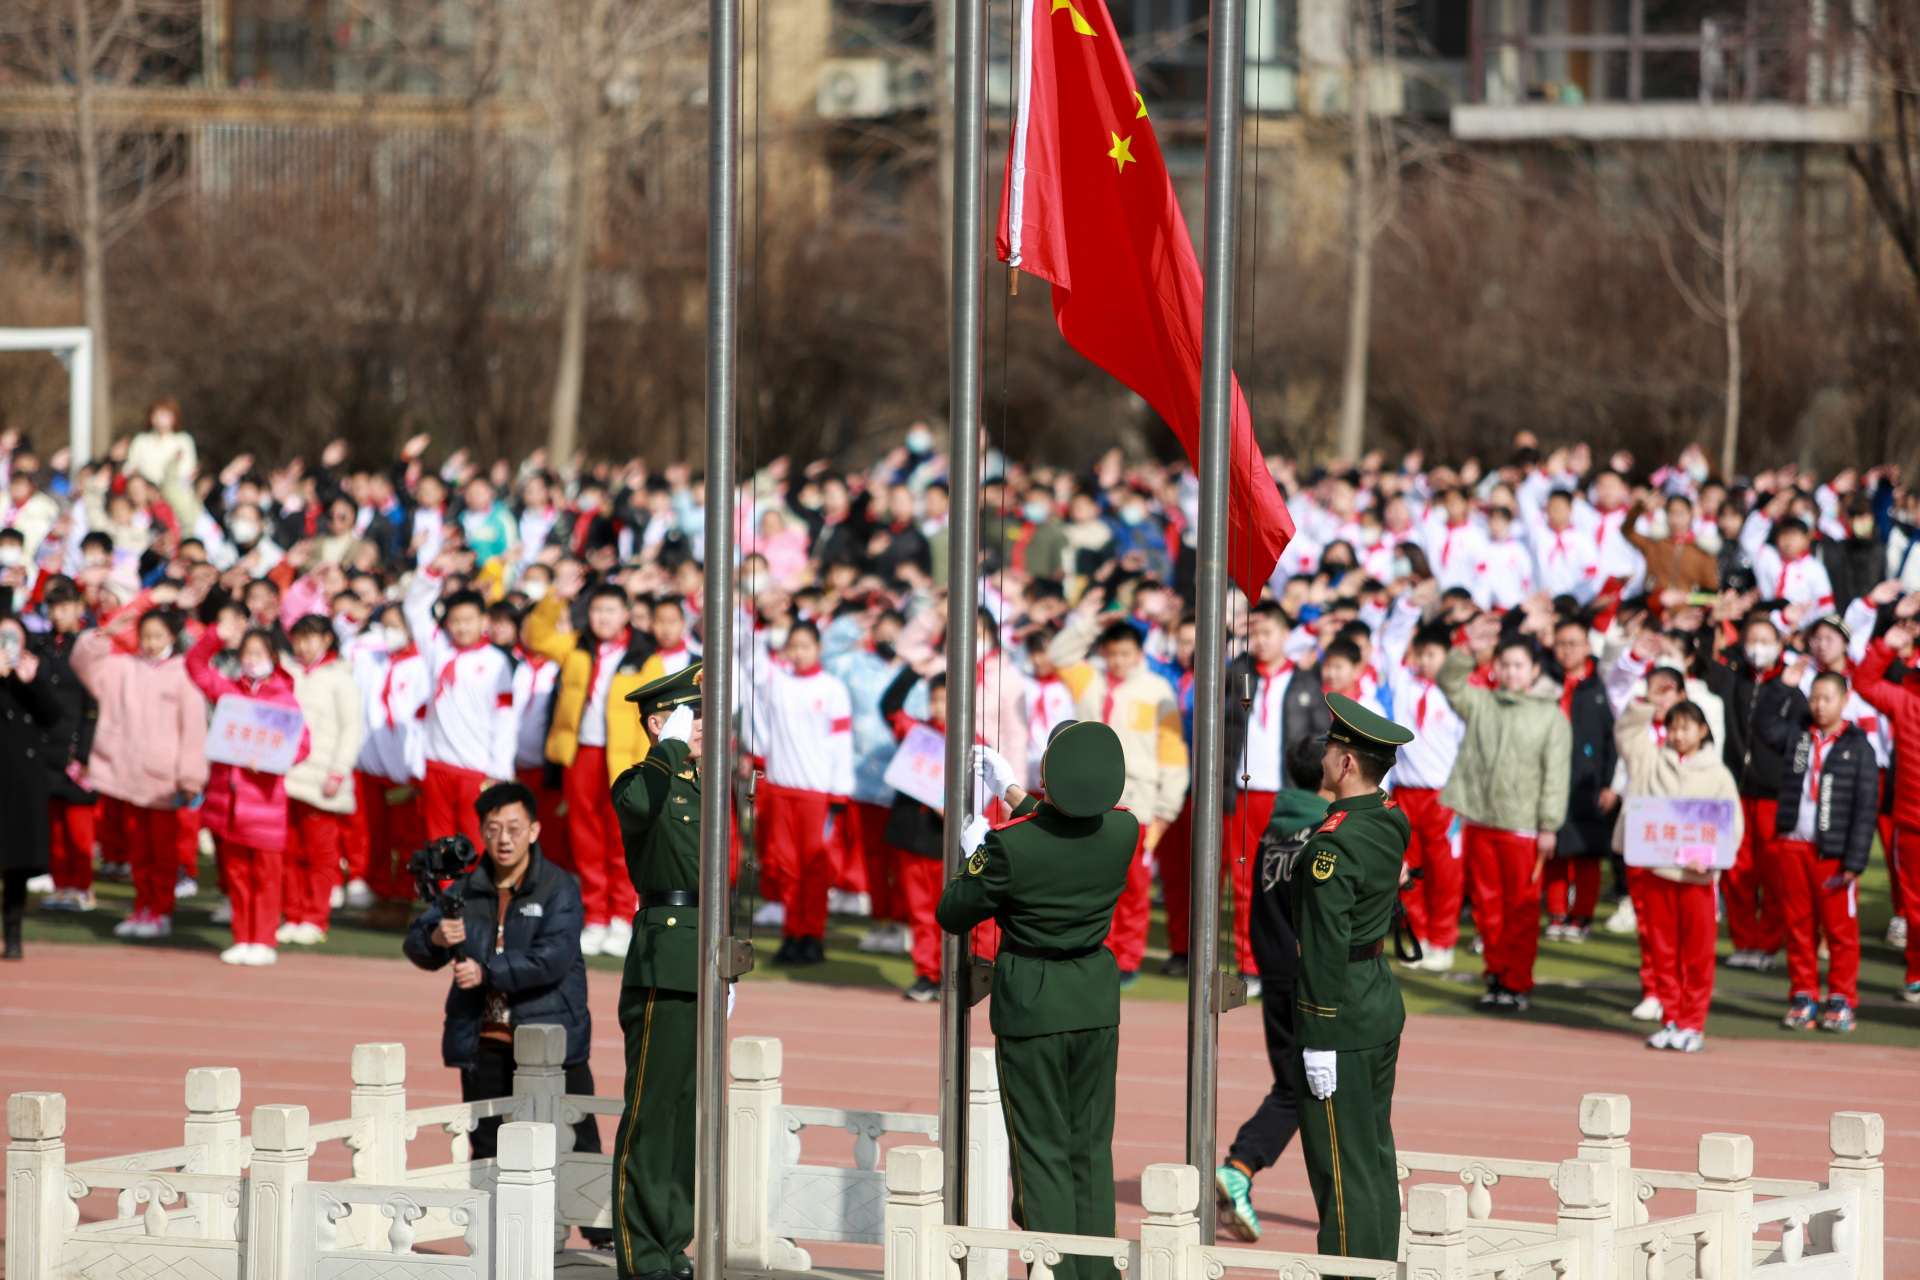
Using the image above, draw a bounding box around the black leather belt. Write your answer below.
[1001,940,1103,962]
[641,891,698,909]
[1348,938,1385,962]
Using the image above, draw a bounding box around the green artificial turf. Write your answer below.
[23,847,1919,1048]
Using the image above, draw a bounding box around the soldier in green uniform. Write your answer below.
[608,664,707,1280]
[937,723,1137,1280]
[1292,692,1414,1271]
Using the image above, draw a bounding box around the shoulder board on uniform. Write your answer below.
[1317,811,1349,835]
[1380,795,1398,810]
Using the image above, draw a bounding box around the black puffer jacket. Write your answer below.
[30,630,97,805]
[1765,720,1878,875]
[1697,645,1808,800]
[1223,653,1327,811]
[1558,670,1617,857]
[403,847,591,1070]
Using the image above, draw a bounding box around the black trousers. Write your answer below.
[461,1038,604,1160]
[1225,972,1299,1175]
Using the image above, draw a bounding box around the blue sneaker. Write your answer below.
[1214,1164,1260,1242]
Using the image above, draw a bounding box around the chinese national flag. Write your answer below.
[996,0,1294,597]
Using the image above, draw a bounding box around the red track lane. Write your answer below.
[2,943,1913,1273]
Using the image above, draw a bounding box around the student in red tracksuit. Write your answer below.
[282,615,363,944]
[186,620,308,967]
[880,667,952,1000]
[1385,620,1465,969]
[1761,670,1876,1033]
[345,604,430,917]
[404,553,521,849]
[1850,620,1920,1005]
[757,621,855,965]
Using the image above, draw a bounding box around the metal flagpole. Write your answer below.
[1187,0,1247,1241]
[939,0,989,1220]
[695,0,743,1261]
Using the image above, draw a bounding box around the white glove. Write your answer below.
[960,815,990,856]
[659,704,694,744]
[727,985,737,1020]
[973,744,1019,803]
[1303,1049,1337,1100]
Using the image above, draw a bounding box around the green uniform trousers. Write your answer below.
[1294,1037,1400,1272]
[995,1026,1120,1280]
[612,986,696,1278]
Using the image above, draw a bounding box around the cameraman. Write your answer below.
[403,782,604,1166]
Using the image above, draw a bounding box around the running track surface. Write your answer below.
[2,943,1913,1272]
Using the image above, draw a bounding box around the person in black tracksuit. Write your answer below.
[403,782,605,1168]
[1694,616,1808,970]
[1213,737,1331,1241]
[1550,622,1618,931]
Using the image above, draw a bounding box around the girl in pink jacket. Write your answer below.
[71,611,209,940]
[186,617,308,966]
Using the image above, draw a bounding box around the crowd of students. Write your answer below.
[0,407,1914,1050]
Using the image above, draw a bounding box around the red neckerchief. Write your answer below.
[381,643,420,727]
[656,640,688,660]
[1412,675,1436,729]
[1559,659,1592,717]
[1255,659,1292,728]
[1468,660,1498,691]
[1776,552,1809,600]
[789,663,822,678]
[1441,519,1467,567]
[1806,728,1838,802]
[436,638,491,700]
[586,629,632,699]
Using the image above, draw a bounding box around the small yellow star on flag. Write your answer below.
[1107,131,1135,173]
[1051,0,1096,35]
[1133,91,1148,118]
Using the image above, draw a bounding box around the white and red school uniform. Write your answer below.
[1025,671,1080,791]
[1387,662,1465,950]
[1529,520,1603,603]
[1754,546,1836,632]
[347,635,430,902]
[511,649,573,877]
[757,661,856,941]
[1774,727,1864,1008]
[1224,660,1302,975]
[1475,537,1535,611]
[1424,517,1490,597]
[404,569,520,850]
[566,632,641,927]
[1583,501,1646,591]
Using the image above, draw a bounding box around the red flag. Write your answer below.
[997,0,1294,598]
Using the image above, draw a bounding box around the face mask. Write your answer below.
[1686,461,1710,483]
[0,546,20,568]
[1745,643,1780,671]
[1120,505,1147,526]
[577,495,601,514]
[522,579,549,602]
[1853,515,1875,539]
[230,520,261,545]
[905,429,933,455]
[384,626,411,653]
[874,639,897,662]
[243,658,276,681]
[1390,555,1412,580]
[741,570,768,596]
[1024,502,1051,524]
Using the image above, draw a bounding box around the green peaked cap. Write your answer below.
[1325,691,1413,752]
[1040,720,1126,817]
[627,661,704,718]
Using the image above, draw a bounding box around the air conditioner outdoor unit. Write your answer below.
[817,58,894,119]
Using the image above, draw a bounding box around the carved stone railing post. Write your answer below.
[1556,1157,1615,1280]
[1828,1112,1884,1280]
[1402,1183,1471,1280]
[496,1121,557,1280]
[965,1045,1010,1280]
[511,1026,568,1150]
[7,1092,67,1280]
[1576,1093,1637,1226]
[245,1105,309,1280]
[724,1036,782,1269]
[183,1067,244,1240]
[350,1044,408,1183]
[1695,1133,1753,1280]
[1137,1164,1199,1280]
[883,1146,945,1280]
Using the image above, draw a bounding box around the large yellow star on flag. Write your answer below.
[1106,131,1134,173]
[1051,0,1096,36]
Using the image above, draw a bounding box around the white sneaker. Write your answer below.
[1630,995,1664,1022]
[1668,1028,1704,1053]
[219,943,252,965]
[580,923,609,956]
[245,944,278,966]
[329,884,346,910]
[1469,934,1484,955]
[826,888,858,916]
[113,911,146,938]
[72,890,96,913]
[1646,1021,1677,1050]
[752,900,786,928]
[845,892,873,917]
[344,879,373,910]
[292,922,327,945]
[275,921,299,944]
[26,873,54,894]
[1243,974,1264,1001]
[857,926,889,952]
[1419,945,1455,972]
[603,919,632,958]
[1604,899,1638,935]
[133,914,173,940]
[174,876,199,900]
[893,924,913,955]
[210,896,233,925]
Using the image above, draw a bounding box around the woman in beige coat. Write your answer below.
[282,614,364,943]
